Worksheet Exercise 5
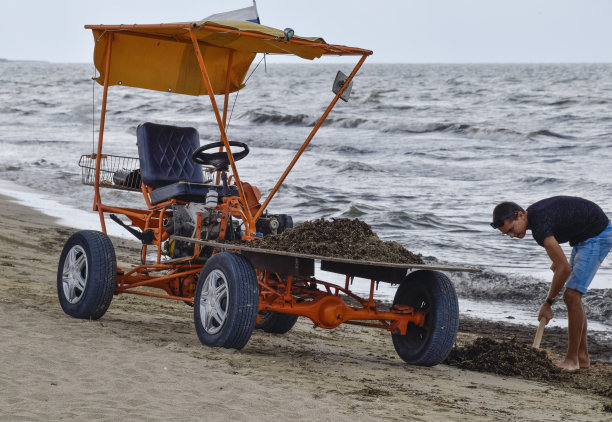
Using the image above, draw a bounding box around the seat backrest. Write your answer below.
[137,122,204,189]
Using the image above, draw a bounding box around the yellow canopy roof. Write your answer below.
[88,20,371,96]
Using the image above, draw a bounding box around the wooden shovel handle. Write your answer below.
[532,318,548,348]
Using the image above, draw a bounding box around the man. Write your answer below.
[490,196,611,371]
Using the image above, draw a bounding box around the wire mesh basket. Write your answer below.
[79,154,142,192]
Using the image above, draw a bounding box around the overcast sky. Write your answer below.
[2,0,611,63]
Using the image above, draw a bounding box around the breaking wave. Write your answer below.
[243,110,369,128]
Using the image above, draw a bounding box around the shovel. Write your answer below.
[533,283,554,348]
[532,317,548,348]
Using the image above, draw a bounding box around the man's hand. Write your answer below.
[538,303,553,324]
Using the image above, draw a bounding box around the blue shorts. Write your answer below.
[566,222,612,294]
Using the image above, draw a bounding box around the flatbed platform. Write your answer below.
[172,236,480,283]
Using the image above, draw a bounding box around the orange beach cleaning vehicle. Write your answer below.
[57,15,476,366]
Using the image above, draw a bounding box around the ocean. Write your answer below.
[1,60,611,343]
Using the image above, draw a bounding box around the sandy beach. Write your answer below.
[1,193,610,421]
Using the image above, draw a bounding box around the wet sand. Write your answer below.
[0,194,610,421]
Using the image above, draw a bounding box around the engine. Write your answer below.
[163,202,238,259]
[163,200,293,259]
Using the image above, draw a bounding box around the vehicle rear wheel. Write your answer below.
[391,270,458,366]
[256,311,298,334]
[194,252,258,349]
[57,230,116,320]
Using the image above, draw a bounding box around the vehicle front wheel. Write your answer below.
[391,270,459,366]
[194,252,258,350]
[57,230,116,320]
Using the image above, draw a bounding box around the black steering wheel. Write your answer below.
[191,141,249,171]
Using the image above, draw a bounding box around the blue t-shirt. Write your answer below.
[527,196,609,247]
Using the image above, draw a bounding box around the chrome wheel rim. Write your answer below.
[199,269,229,335]
[62,245,88,304]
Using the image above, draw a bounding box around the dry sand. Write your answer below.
[1,194,610,421]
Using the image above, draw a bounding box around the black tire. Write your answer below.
[194,252,258,349]
[57,230,116,320]
[277,214,293,234]
[391,270,458,366]
[256,311,298,334]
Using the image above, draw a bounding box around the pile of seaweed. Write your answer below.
[233,218,424,264]
[445,337,560,380]
[446,336,612,408]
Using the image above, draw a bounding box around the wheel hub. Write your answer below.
[199,269,229,334]
[61,245,88,304]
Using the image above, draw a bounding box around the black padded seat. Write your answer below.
[149,181,239,205]
[137,122,219,205]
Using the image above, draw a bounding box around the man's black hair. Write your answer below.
[491,202,525,229]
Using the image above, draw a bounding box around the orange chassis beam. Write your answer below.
[114,255,425,336]
[109,222,424,335]
[108,211,424,336]
[257,272,425,335]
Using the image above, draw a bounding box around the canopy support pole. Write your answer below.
[222,50,234,129]
[189,30,255,236]
[216,50,234,185]
[93,31,114,234]
[254,53,369,222]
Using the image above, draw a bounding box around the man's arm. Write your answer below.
[543,235,571,298]
[538,235,571,323]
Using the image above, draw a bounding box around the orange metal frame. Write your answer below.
[87,24,423,333]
